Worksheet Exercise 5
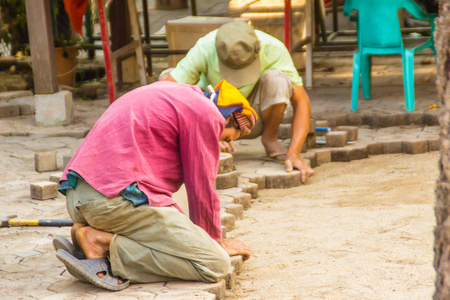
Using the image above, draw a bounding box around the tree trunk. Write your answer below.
[434,1,450,299]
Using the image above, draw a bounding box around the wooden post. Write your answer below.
[25,0,59,94]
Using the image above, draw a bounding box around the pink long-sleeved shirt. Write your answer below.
[61,81,225,241]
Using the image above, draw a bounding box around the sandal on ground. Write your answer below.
[53,235,86,259]
[261,152,287,164]
[53,235,87,282]
[56,249,130,291]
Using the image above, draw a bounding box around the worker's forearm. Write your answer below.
[288,86,311,156]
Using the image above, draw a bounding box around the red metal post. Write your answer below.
[284,0,291,52]
[97,0,115,104]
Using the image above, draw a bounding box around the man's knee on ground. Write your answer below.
[203,252,231,283]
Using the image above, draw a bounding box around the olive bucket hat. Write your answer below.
[215,21,261,87]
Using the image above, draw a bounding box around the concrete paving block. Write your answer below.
[306,133,316,149]
[301,152,318,168]
[222,226,227,239]
[218,153,235,174]
[221,203,244,219]
[330,147,350,162]
[221,211,236,232]
[311,148,331,165]
[238,182,259,198]
[382,141,403,154]
[367,142,384,155]
[230,255,244,274]
[219,195,235,205]
[375,114,407,127]
[18,103,35,115]
[263,169,302,189]
[51,129,90,139]
[10,131,29,136]
[218,189,252,209]
[34,90,73,126]
[63,155,73,169]
[277,123,291,140]
[224,266,236,289]
[301,142,307,153]
[239,173,265,189]
[0,90,33,100]
[309,118,316,134]
[326,114,347,127]
[79,82,104,97]
[49,172,63,184]
[315,120,329,128]
[429,138,440,151]
[362,113,376,127]
[326,131,347,147]
[347,145,368,161]
[155,290,215,300]
[406,111,424,125]
[423,112,439,126]
[335,126,358,141]
[346,113,364,126]
[34,151,58,172]
[0,131,11,136]
[0,103,20,118]
[403,139,429,154]
[30,181,58,200]
[215,170,238,190]
[165,279,226,299]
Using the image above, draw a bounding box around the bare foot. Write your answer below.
[76,226,113,259]
[71,223,87,252]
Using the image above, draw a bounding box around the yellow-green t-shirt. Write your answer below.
[170,29,303,98]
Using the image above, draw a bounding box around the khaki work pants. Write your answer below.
[66,179,230,283]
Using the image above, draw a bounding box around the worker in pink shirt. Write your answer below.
[53,80,254,291]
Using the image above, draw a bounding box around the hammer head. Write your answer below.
[0,214,17,227]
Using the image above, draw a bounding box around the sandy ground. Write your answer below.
[225,151,439,299]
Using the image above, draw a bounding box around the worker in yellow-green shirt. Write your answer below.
[160,21,314,183]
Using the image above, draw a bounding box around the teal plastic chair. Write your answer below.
[344,0,437,112]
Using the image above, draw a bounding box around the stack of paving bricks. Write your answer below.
[0,91,35,118]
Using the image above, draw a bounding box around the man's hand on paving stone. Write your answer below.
[220,141,237,153]
[285,153,315,182]
[219,238,252,261]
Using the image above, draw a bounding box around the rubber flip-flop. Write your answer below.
[53,236,87,282]
[53,235,86,259]
[56,249,130,291]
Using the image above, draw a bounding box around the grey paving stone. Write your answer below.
[63,155,72,169]
[230,255,244,274]
[221,203,244,219]
[221,211,236,232]
[218,153,235,174]
[403,139,429,154]
[10,131,29,136]
[34,151,58,172]
[218,195,235,205]
[239,173,265,189]
[362,113,376,127]
[315,120,329,128]
[238,182,259,198]
[346,113,364,126]
[51,129,90,139]
[406,111,424,125]
[375,114,407,127]
[301,152,318,168]
[330,147,350,162]
[382,141,403,154]
[423,111,439,126]
[326,131,347,147]
[30,181,58,200]
[277,123,291,140]
[224,266,236,289]
[310,148,331,165]
[221,225,227,238]
[335,126,358,141]
[215,170,238,190]
[429,138,440,151]
[165,279,226,299]
[309,119,316,134]
[217,189,252,209]
[306,133,316,149]
[79,82,104,97]
[0,131,11,136]
[367,142,384,155]
[49,172,63,184]
[0,90,33,100]
[326,114,347,127]
[18,103,35,115]
[347,145,369,161]
[260,169,302,189]
[0,104,20,118]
